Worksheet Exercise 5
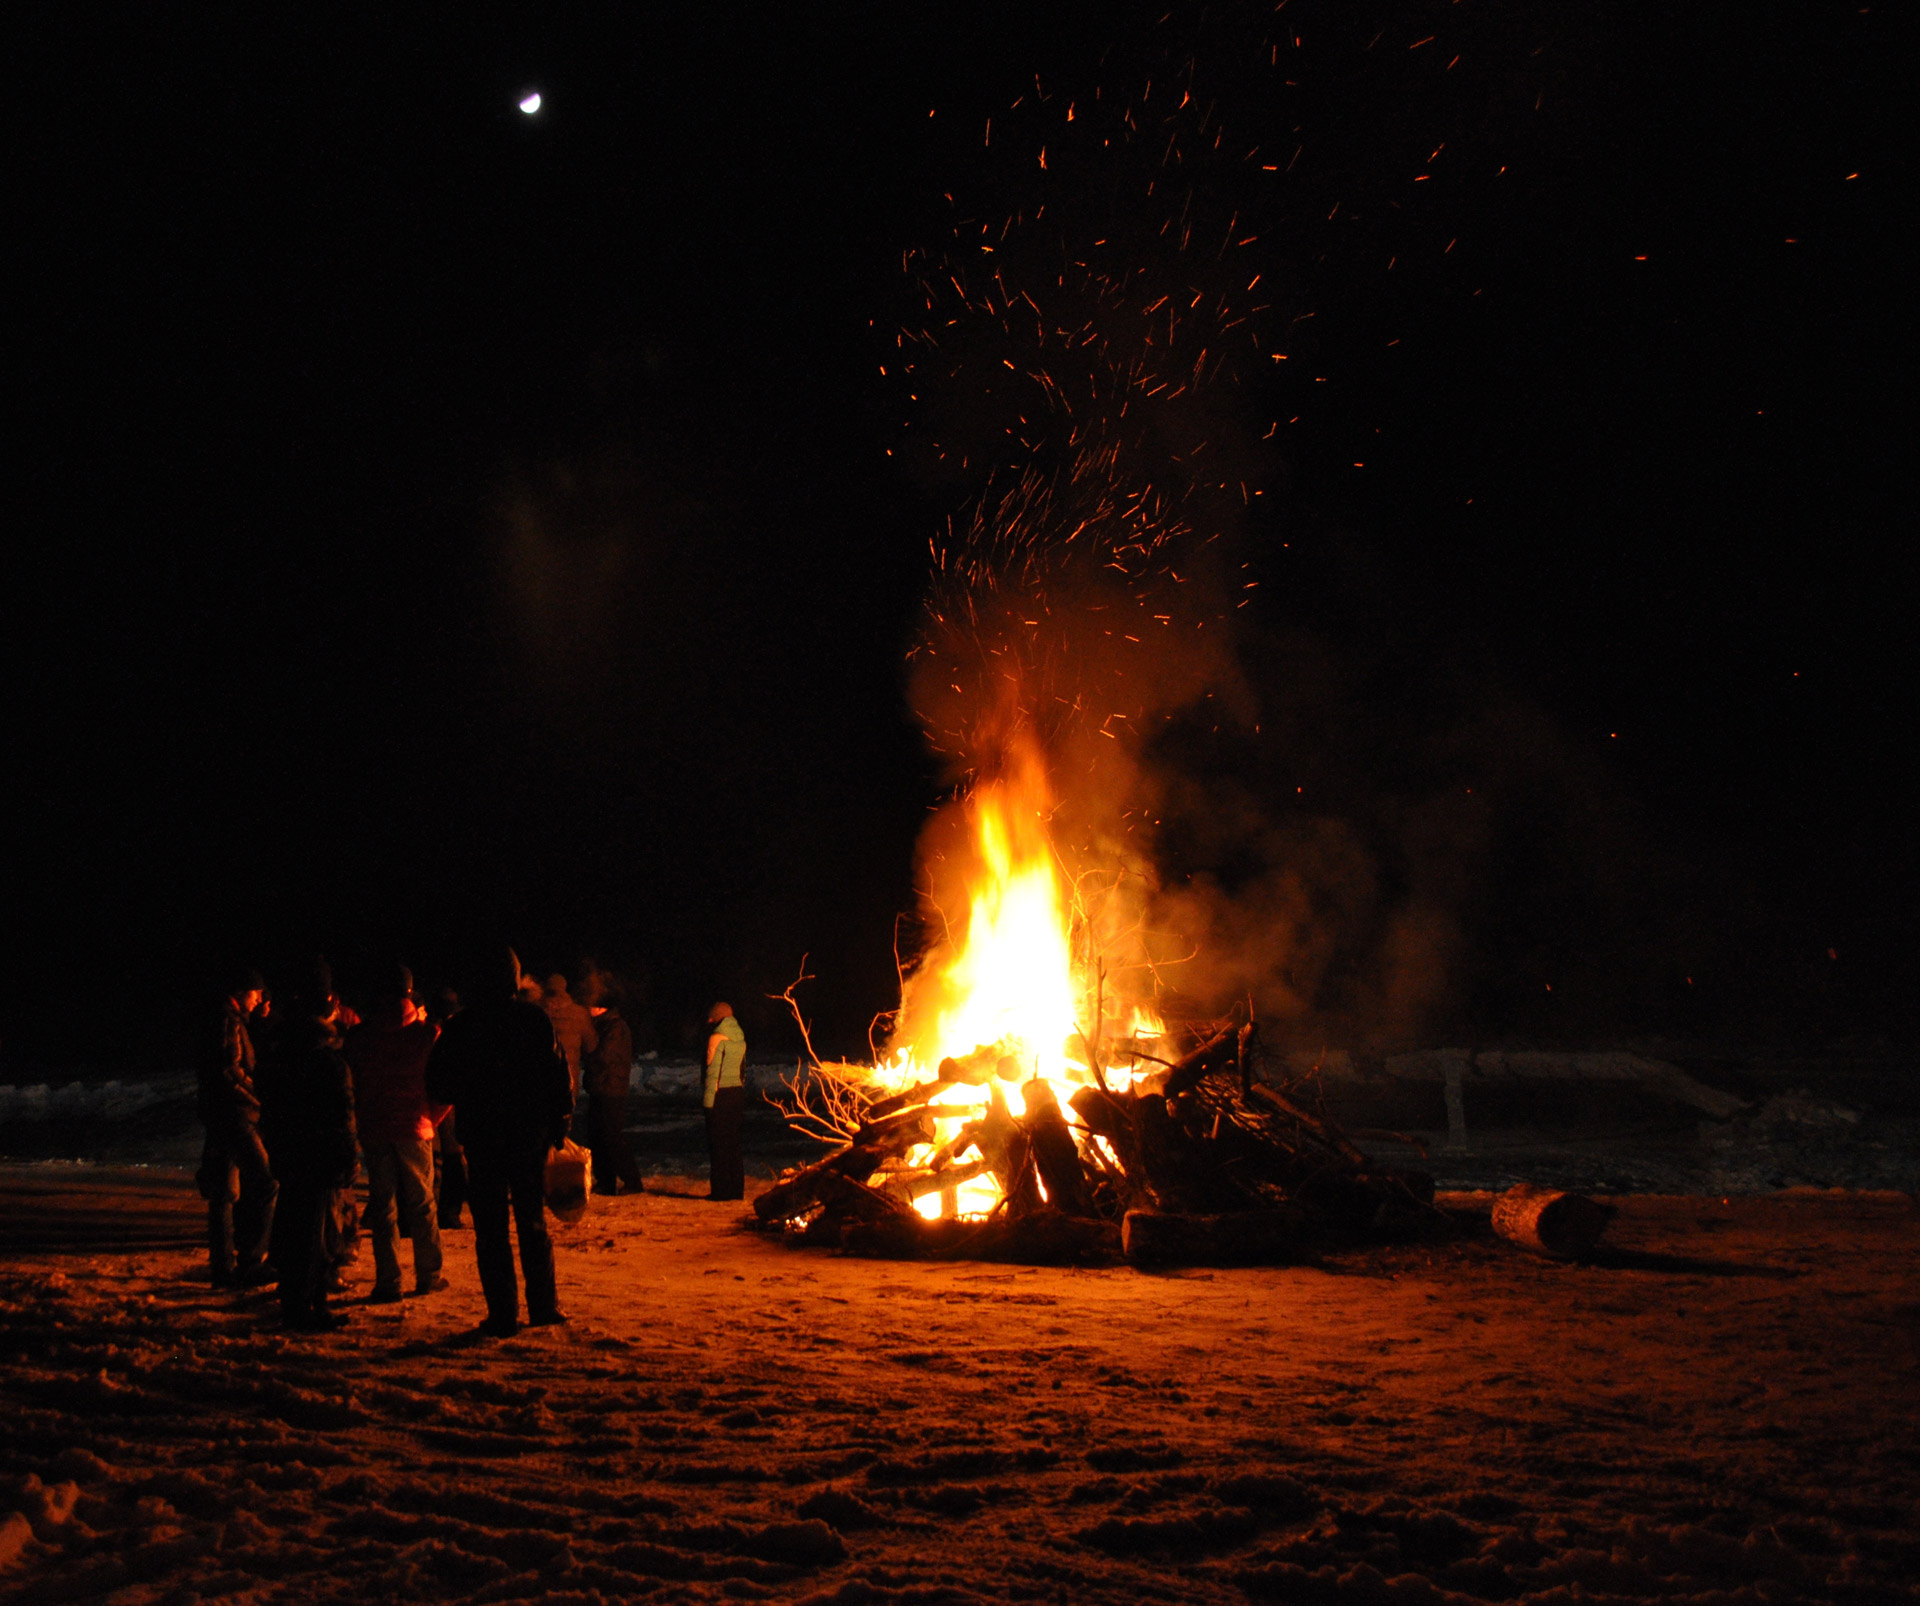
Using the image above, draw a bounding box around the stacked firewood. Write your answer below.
[754,1024,1437,1268]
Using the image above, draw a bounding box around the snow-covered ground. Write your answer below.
[1,1170,1916,1603]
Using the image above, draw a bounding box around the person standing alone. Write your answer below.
[702,1001,746,1202]
[344,964,447,1303]
[426,949,573,1336]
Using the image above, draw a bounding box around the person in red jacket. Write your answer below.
[344,964,449,1303]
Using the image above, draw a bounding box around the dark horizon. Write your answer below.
[3,3,1908,1077]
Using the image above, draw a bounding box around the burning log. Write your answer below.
[1491,1183,1614,1259]
[1158,1028,1240,1099]
[815,1170,920,1225]
[1121,1208,1303,1269]
[752,1111,936,1223]
[878,1158,993,1207]
[852,1106,940,1155]
[1019,1077,1094,1216]
[977,1085,1042,1216]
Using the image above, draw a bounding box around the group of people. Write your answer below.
[197,947,749,1335]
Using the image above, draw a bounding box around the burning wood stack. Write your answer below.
[754,1022,1437,1268]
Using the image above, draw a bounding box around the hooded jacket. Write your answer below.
[703,1013,746,1109]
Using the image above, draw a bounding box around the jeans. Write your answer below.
[466,1145,558,1329]
[364,1138,444,1294]
[199,1119,277,1281]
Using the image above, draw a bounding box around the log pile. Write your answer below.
[755,1023,1438,1268]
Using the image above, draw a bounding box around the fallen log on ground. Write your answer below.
[1491,1182,1614,1258]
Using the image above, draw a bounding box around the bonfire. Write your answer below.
[756,746,1438,1267]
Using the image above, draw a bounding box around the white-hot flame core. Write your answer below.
[929,805,1080,1085]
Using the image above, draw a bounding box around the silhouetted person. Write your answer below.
[426,948,572,1336]
[583,974,642,1195]
[344,964,447,1302]
[258,961,359,1332]
[429,985,469,1228]
[542,972,597,1099]
[197,967,277,1288]
[703,1001,747,1201]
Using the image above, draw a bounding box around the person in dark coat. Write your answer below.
[196,967,278,1288]
[583,973,642,1195]
[344,964,447,1302]
[425,947,573,1336]
[258,962,359,1331]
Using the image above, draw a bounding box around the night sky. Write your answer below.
[3,3,1905,1074]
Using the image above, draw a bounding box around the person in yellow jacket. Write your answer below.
[702,1002,747,1201]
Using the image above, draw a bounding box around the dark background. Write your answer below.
[2,3,1907,1074]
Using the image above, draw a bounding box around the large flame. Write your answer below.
[867,748,1162,1219]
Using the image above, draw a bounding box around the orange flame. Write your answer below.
[869,747,1162,1219]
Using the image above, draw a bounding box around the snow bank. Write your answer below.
[0,1073,194,1124]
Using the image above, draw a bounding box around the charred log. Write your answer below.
[853,1106,939,1154]
[976,1085,1043,1216]
[752,1111,936,1222]
[863,1074,957,1123]
[1160,1029,1240,1099]
[816,1169,920,1224]
[1019,1078,1094,1217]
[1243,1081,1370,1170]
